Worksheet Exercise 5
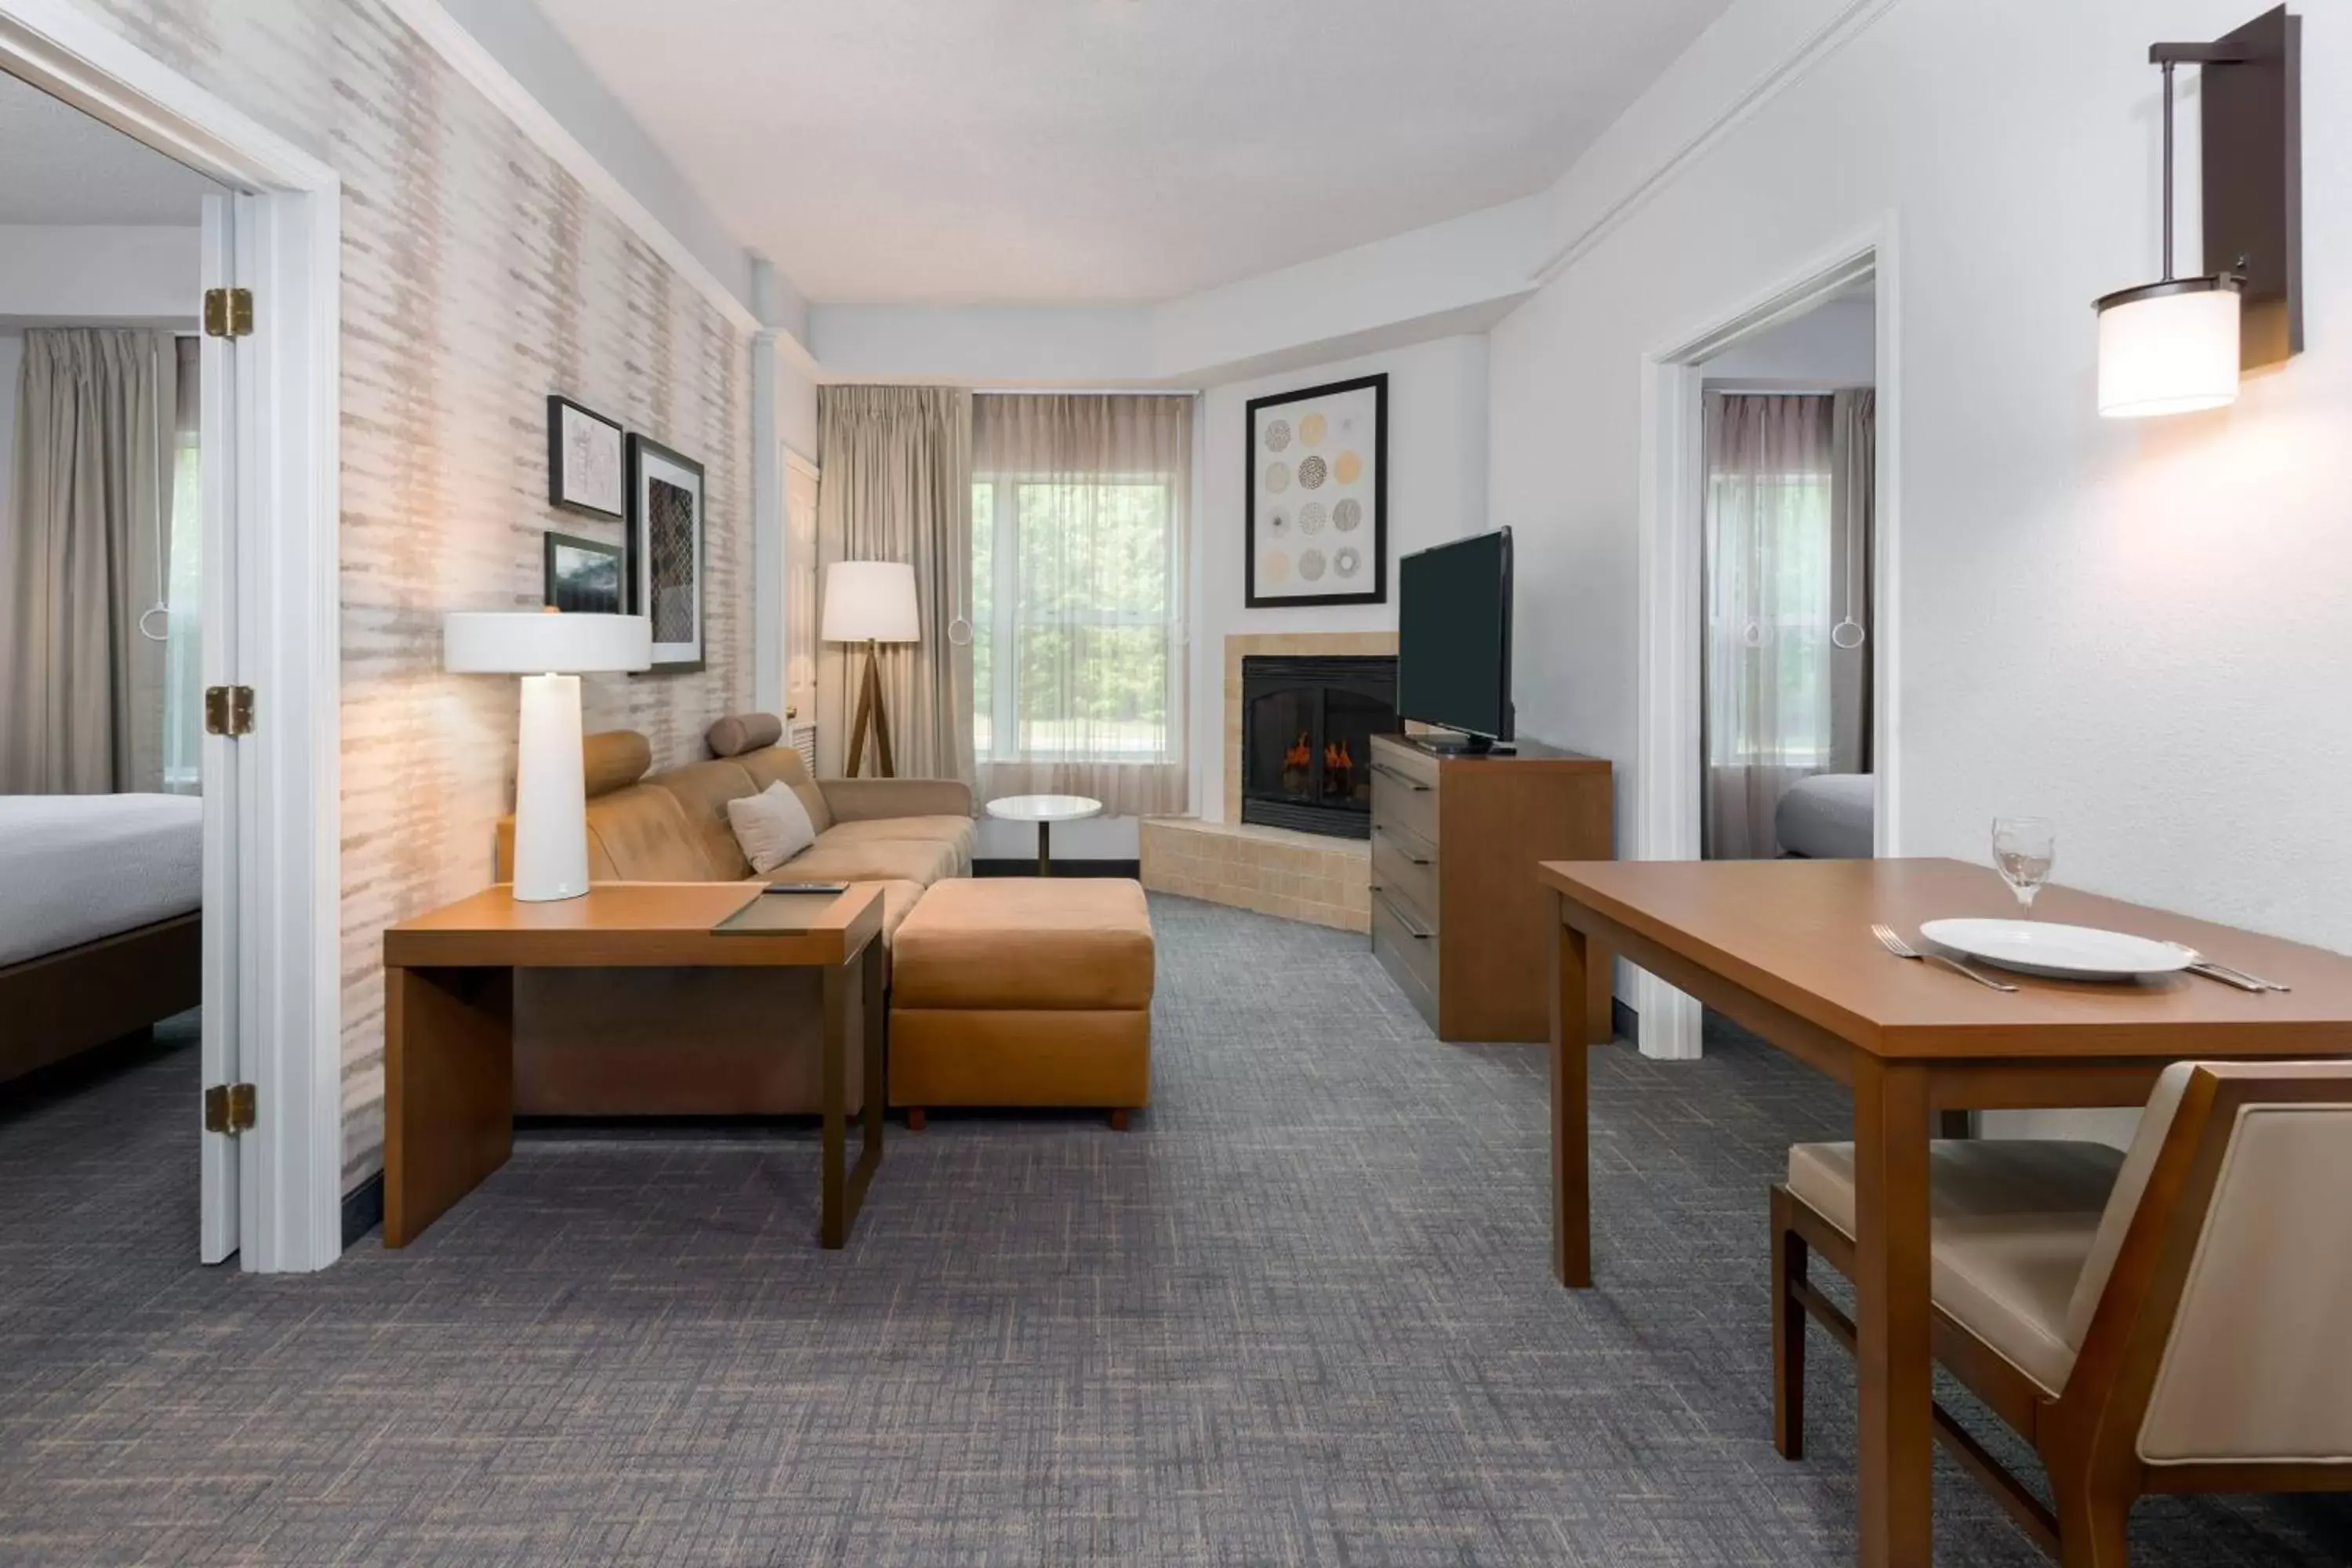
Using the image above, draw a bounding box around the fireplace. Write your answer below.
[1240,654,1399,838]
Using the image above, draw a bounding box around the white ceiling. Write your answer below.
[0,68,219,225]
[537,0,1733,306]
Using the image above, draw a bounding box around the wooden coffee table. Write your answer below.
[382,881,886,1249]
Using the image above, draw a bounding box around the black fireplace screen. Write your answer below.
[1240,655,1399,839]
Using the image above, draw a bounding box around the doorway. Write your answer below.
[1632,225,1899,1060]
[0,2,343,1271]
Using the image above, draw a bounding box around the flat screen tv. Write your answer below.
[1397,528,1513,752]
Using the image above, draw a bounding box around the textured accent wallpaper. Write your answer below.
[78,0,752,1190]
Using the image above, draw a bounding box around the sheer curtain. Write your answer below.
[1701,393,1836,859]
[161,336,203,793]
[0,328,180,793]
[971,394,1191,817]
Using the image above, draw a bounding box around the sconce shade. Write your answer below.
[443,611,652,673]
[821,561,921,644]
[2096,278,2242,419]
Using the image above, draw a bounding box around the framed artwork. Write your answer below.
[546,395,625,518]
[542,531,624,615]
[1245,372,1388,608]
[626,434,706,673]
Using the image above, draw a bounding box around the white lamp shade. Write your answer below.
[2097,286,2241,419]
[443,611,651,673]
[820,561,920,643]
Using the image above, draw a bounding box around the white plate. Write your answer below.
[1917,918,2194,982]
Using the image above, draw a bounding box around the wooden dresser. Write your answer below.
[1367,733,1613,1044]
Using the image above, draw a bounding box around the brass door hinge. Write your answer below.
[202,287,253,338]
[204,1083,256,1135]
[203,685,254,737]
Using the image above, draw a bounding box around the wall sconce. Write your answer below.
[2096,5,2301,419]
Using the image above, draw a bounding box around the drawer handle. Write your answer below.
[1375,888,1433,940]
[1371,824,1429,865]
[1370,761,1430,792]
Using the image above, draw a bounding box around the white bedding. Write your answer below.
[1775,773,1875,859]
[0,794,202,969]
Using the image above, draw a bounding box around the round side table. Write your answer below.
[984,794,1104,877]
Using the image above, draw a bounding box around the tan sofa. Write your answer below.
[490,716,972,1116]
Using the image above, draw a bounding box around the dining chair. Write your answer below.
[1770,1060,2352,1566]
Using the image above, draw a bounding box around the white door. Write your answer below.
[196,192,245,1263]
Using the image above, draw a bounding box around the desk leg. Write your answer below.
[383,964,513,1247]
[1551,899,1592,1288]
[821,941,886,1249]
[1852,1057,1934,1567]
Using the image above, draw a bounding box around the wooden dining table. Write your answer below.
[1537,856,2352,1567]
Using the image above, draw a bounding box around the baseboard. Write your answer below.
[341,1172,384,1247]
[1612,996,1639,1047]
[974,858,1142,879]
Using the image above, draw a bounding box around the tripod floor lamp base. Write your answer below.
[844,638,896,779]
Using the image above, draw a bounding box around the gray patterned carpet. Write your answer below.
[2,895,2345,1566]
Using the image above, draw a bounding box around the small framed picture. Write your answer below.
[547,394,624,518]
[626,434,706,673]
[542,531,624,615]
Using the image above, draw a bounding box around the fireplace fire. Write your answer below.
[1240,655,1398,838]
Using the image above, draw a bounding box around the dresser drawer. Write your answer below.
[1370,753,1439,844]
[1371,889,1440,1030]
[1370,820,1439,925]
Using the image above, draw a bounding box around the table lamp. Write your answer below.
[820,560,919,777]
[444,609,650,901]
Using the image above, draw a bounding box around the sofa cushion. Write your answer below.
[737,744,833,833]
[892,878,1154,1011]
[583,731,653,797]
[583,785,713,881]
[779,837,960,888]
[706,711,782,758]
[815,816,975,874]
[728,782,820,875]
[649,758,760,879]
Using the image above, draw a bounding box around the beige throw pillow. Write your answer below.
[727,780,818,875]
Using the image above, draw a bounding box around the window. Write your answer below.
[1704,466,1834,767]
[968,394,1192,816]
[971,475,1178,764]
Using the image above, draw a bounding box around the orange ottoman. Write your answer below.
[888,878,1154,1127]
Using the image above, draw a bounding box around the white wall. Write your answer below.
[1194,335,1490,822]
[0,225,201,321]
[1487,0,2352,1131]
[1700,295,1876,384]
[1491,0,2352,948]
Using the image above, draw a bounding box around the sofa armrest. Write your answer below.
[818,777,973,822]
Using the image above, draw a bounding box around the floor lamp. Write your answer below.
[443,610,650,901]
[821,561,920,778]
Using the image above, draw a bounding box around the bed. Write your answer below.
[0,794,203,1086]
[1774,772,1875,859]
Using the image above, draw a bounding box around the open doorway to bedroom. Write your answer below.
[1693,276,1878,862]
[1632,233,1894,1062]
[0,68,224,1256]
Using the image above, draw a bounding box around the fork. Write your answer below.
[1871,923,2019,992]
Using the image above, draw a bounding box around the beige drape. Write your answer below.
[1828,388,1876,776]
[1700,393,1835,860]
[971,395,1192,817]
[1,329,180,793]
[814,386,974,784]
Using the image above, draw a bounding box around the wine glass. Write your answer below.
[1991,817,2056,915]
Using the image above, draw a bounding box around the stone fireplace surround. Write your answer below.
[1140,631,1397,933]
